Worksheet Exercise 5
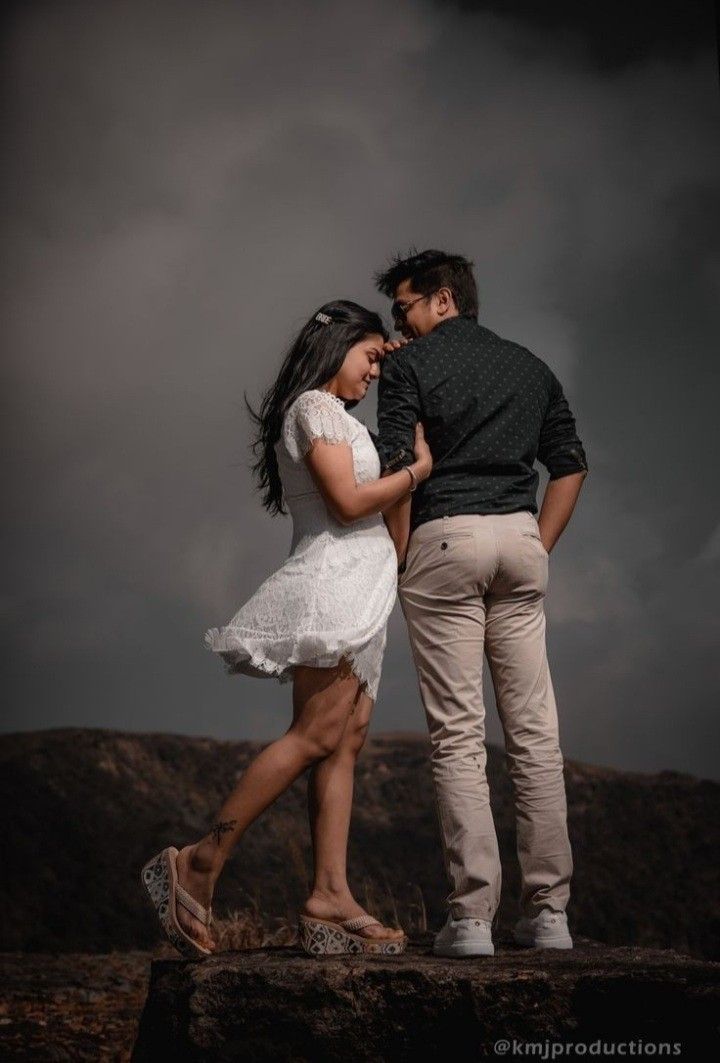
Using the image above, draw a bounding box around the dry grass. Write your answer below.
[213,884,429,951]
[213,900,299,950]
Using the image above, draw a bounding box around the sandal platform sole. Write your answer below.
[299,916,407,956]
[140,846,213,959]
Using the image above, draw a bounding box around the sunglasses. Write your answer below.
[391,292,434,323]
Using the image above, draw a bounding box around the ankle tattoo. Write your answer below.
[209,819,237,845]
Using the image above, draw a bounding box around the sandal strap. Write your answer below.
[176,882,212,927]
[341,915,381,932]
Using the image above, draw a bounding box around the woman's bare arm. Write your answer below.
[303,440,422,526]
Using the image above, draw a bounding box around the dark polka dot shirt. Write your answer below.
[372,315,588,535]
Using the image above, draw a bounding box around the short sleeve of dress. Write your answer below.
[284,390,353,461]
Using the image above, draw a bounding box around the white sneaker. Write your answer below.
[432,914,495,957]
[513,908,573,949]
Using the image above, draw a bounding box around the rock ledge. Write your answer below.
[132,935,719,1061]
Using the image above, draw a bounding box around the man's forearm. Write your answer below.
[537,471,587,552]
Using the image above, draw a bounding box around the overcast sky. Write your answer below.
[3,0,719,780]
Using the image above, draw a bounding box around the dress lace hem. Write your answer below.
[203,626,380,698]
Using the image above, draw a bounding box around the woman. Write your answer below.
[141,300,432,958]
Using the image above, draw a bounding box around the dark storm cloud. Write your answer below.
[2,0,719,779]
[439,0,716,68]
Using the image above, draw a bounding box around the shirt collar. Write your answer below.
[429,314,475,336]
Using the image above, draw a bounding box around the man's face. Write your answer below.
[392,278,449,339]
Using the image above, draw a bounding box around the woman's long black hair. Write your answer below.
[244,300,388,517]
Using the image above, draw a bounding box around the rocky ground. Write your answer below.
[0,947,160,1062]
[3,934,718,1061]
[0,914,297,1061]
[133,935,720,1062]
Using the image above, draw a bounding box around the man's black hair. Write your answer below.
[374,248,479,318]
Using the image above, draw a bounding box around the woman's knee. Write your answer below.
[292,719,347,762]
[339,717,370,757]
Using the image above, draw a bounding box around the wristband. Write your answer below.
[384,447,409,472]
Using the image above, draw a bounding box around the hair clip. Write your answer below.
[315,311,332,325]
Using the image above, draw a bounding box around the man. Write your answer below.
[373,249,588,956]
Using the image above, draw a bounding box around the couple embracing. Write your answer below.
[141,249,588,959]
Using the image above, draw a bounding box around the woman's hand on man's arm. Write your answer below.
[303,423,431,526]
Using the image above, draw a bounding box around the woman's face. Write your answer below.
[335,332,385,401]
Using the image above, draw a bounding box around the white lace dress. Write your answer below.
[203,389,398,701]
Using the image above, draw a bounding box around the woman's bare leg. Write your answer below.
[302,684,404,940]
[173,657,361,950]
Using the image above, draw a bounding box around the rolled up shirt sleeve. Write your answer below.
[537,372,589,479]
[375,350,421,473]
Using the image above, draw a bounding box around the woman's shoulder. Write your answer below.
[281,389,356,459]
[285,389,355,430]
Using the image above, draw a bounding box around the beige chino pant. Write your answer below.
[398,511,573,922]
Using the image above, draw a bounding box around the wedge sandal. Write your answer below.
[140,845,214,959]
[298,913,407,956]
